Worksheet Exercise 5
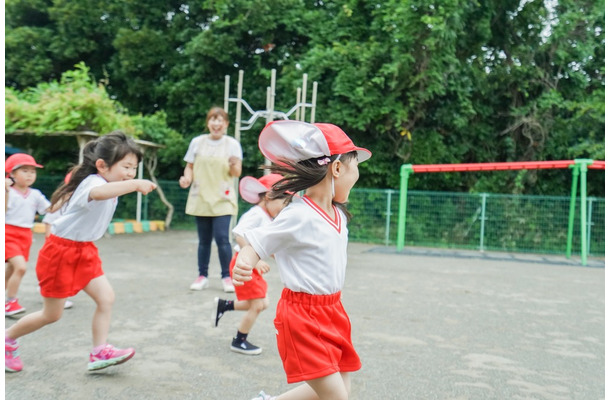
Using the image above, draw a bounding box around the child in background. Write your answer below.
[5,153,50,316]
[41,171,74,310]
[212,173,287,356]
[5,131,157,373]
[232,120,371,400]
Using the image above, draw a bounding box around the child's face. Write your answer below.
[10,166,37,188]
[207,115,229,140]
[333,157,360,203]
[99,153,139,182]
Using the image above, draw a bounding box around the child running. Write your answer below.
[232,120,371,400]
[5,153,50,316]
[212,173,287,356]
[5,131,157,373]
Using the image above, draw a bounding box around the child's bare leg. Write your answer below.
[275,372,350,400]
[5,297,66,339]
[5,256,27,298]
[238,297,269,333]
[83,275,115,347]
[6,262,14,288]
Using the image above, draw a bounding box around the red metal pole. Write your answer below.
[410,160,576,173]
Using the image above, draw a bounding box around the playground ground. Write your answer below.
[4,230,605,400]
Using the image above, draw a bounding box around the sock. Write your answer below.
[6,297,16,302]
[234,331,248,343]
[5,335,17,345]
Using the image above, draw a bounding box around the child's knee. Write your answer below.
[253,299,268,313]
[43,309,63,324]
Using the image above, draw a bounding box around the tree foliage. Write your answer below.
[4,0,604,195]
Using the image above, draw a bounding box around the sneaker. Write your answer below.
[5,340,23,372]
[5,299,26,316]
[87,344,135,371]
[231,338,262,355]
[251,391,274,400]
[64,300,74,309]
[190,276,209,290]
[212,297,228,327]
[222,277,235,293]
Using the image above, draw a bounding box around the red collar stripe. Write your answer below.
[303,196,341,233]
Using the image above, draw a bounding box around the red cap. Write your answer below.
[314,123,371,163]
[239,174,284,204]
[5,153,43,174]
[259,120,371,164]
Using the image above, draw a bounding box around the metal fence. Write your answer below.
[35,177,605,257]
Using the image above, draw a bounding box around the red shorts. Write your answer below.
[5,224,33,262]
[36,235,104,298]
[229,252,267,301]
[274,288,361,383]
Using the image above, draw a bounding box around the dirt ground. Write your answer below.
[4,230,605,400]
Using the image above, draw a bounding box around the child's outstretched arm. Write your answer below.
[89,179,157,201]
[233,245,261,286]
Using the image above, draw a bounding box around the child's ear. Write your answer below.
[95,159,108,172]
[331,159,342,178]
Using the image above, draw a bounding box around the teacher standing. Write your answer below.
[179,107,242,293]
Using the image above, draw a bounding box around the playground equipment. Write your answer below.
[223,69,318,144]
[396,159,605,266]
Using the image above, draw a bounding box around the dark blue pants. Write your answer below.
[195,215,233,279]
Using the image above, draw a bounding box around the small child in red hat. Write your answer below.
[233,120,371,400]
[212,173,288,356]
[4,153,50,317]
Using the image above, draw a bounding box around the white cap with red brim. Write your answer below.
[239,173,284,204]
[258,120,371,165]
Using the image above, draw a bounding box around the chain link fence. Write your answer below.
[35,177,605,257]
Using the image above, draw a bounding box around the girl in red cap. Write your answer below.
[233,120,371,400]
[212,173,288,356]
[5,153,50,317]
[5,131,157,373]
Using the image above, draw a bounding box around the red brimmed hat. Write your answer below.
[5,153,43,174]
[239,173,284,204]
[258,120,371,165]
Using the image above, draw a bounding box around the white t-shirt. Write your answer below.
[5,188,50,228]
[232,205,272,251]
[51,174,118,242]
[183,135,243,164]
[244,196,348,295]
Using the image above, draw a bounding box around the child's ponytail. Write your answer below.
[50,131,142,209]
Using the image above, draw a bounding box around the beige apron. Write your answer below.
[185,135,237,216]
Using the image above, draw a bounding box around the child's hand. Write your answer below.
[232,259,253,286]
[135,179,157,195]
[178,176,191,189]
[254,260,270,275]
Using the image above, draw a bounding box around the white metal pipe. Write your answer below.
[295,88,301,121]
[235,70,244,142]
[301,73,308,121]
[310,81,318,123]
[224,75,230,112]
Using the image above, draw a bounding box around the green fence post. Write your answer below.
[396,164,413,251]
[566,165,579,259]
[576,159,593,266]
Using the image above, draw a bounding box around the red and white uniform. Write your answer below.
[245,195,348,295]
[244,195,361,383]
[5,187,50,228]
[37,175,118,298]
[229,205,273,300]
[5,188,50,261]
